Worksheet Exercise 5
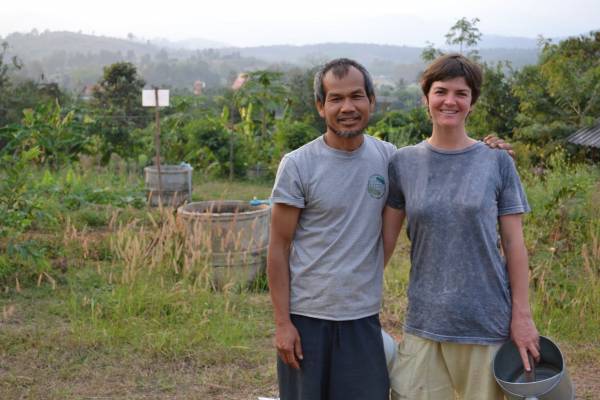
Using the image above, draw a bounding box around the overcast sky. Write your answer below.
[2,0,598,47]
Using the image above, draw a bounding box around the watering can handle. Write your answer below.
[521,353,539,399]
[524,352,536,383]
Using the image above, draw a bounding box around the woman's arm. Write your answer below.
[499,213,540,371]
[382,205,406,267]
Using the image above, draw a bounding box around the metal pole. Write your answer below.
[154,88,162,203]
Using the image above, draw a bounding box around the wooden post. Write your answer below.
[154,87,162,202]
[229,122,234,181]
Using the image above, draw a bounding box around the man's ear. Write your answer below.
[316,100,325,118]
[369,96,376,113]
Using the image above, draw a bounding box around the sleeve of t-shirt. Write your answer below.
[270,155,306,208]
[386,155,405,210]
[498,153,531,216]
[384,141,398,158]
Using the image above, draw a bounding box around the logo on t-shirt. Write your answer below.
[367,174,386,199]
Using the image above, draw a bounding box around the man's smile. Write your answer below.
[337,115,361,123]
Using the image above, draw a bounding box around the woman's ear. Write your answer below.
[422,95,431,117]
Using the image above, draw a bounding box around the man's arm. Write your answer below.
[267,203,303,369]
[499,213,540,371]
[382,205,406,267]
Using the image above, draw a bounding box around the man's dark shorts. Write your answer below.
[277,314,389,400]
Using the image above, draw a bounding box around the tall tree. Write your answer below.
[421,17,482,62]
[539,32,600,126]
[468,62,519,138]
[91,62,149,160]
[512,31,600,160]
[445,17,482,58]
[421,41,444,63]
[233,70,289,168]
[285,66,323,131]
[0,42,23,126]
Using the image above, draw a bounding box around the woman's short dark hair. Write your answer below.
[314,58,375,104]
[420,54,483,105]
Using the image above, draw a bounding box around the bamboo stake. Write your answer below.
[154,87,162,204]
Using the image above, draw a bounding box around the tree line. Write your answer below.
[0,24,598,178]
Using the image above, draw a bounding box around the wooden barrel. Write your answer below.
[177,200,271,288]
[144,165,192,207]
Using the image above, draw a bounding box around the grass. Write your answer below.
[0,298,275,398]
[1,159,599,399]
[190,178,272,202]
[0,173,279,399]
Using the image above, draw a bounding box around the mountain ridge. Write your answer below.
[1,30,547,90]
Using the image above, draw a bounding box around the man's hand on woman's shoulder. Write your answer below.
[483,135,515,158]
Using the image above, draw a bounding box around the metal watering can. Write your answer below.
[381,329,397,371]
[493,336,574,400]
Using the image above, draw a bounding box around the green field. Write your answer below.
[1,161,599,399]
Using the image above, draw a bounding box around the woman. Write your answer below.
[382,54,539,399]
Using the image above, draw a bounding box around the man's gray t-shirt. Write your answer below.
[271,135,396,321]
[387,140,530,344]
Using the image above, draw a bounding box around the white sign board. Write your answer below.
[142,89,170,107]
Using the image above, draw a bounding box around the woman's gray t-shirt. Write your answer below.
[387,140,530,344]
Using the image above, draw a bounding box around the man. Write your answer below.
[267,58,510,400]
[268,58,393,400]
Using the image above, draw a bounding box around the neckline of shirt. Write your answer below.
[421,139,483,155]
[318,134,368,158]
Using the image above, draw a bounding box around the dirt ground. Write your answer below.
[1,347,598,399]
[1,297,598,399]
[1,342,598,399]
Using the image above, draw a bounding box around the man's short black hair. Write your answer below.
[313,58,375,104]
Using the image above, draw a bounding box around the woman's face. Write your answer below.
[426,77,473,129]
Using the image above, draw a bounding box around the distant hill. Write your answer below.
[4,31,162,60]
[479,34,541,49]
[152,37,230,50]
[218,42,541,68]
[2,30,543,91]
[215,43,540,83]
[2,31,269,91]
[219,43,425,65]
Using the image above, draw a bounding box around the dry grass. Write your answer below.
[0,289,278,400]
[1,174,599,399]
[1,260,599,399]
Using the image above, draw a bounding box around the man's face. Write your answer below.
[316,66,374,138]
